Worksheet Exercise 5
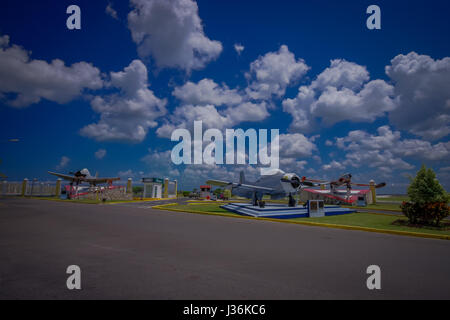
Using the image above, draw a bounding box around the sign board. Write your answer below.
[309,200,325,217]
[142,177,164,184]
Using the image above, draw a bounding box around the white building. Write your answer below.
[142,177,177,199]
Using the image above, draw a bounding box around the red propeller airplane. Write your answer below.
[302,173,386,200]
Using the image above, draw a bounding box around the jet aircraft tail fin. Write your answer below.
[239,171,245,184]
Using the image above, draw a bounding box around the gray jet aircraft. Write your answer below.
[206,169,314,207]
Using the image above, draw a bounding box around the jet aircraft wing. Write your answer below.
[48,171,120,184]
[237,184,275,192]
[351,182,386,188]
[48,171,79,181]
[206,179,232,187]
[84,177,120,184]
[206,179,274,192]
[302,177,331,185]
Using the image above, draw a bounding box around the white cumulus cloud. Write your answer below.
[322,160,345,171]
[0,35,103,108]
[311,79,396,126]
[56,156,70,170]
[278,133,317,158]
[386,52,450,140]
[312,59,369,91]
[156,101,270,138]
[95,149,107,160]
[172,78,242,106]
[245,45,309,100]
[234,43,244,55]
[80,60,167,143]
[128,0,222,72]
[159,46,308,138]
[283,59,396,132]
[336,125,450,162]
[106,2,118,20]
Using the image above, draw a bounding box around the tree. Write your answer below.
[407,164,449,204]
[213,188,223,196]
[402,164,449,226]
[182,191,190,197]
[132,186,143,195]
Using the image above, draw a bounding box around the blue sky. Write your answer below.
[0,0,449,192]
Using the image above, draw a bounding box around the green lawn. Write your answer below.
[345,203,402,211]
[299,212,450,236]
[377,195,410,202]
[160,203,450,238]
[176,203,239,215]
[376,194,450,203]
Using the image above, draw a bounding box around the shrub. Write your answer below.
[425,202,449,226]
[401,201,449,226]
[401,201,420,224]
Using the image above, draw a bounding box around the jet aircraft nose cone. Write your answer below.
[282,173,301,189]
[290,176,300,189]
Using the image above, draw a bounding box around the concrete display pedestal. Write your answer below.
[221,202,356,219]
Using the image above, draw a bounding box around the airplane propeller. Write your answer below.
[68,170,87,178]
[281,175,315,189]
[351,182,386,188]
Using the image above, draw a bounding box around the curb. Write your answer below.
[108,199,164,204]
[152,204,450,241]
[26,197,100,204]
[21,197,173,205]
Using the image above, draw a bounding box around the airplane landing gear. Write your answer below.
[252,192,258,206]
[68,182,74,200]
[252,192,265,207]
[288,193,296,207]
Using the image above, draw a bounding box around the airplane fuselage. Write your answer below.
[232,170,300,200]
[48,168,119,187]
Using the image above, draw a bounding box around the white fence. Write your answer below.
[1,180,57,196]
[1,181,22,195]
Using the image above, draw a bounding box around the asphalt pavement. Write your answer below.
[0,197,449,299]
